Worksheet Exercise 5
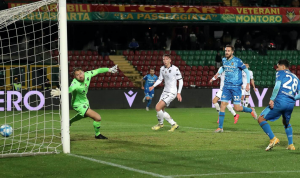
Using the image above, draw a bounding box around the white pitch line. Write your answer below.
[68,154,171,178]
[169,170,300,177]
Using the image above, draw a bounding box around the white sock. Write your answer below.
[214,103,220,112]
[227,104,236,116]
[163,111,176,125]
[245,98,249,107]
[157,110,164,125]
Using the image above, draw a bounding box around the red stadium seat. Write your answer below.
[89,82,96,89]
[297,65,300,70]
[132,61,138,66]
[110,77,116,82]
[195,76,201,81]
[203,66,209,71]
[208,71,215,76]
[96,83,102,89]
[297,71,300,75]
[146,56,152,61]
[121,82,128,88]
[175,61,181,66]
[291,70,296,74]
[189,77,195,82]
[184,76,189,81]
[128,82,135,88]
[209,66,215,71]
[73,51,79,56]
[103,77,110,82]
[175,55,181,60]
[92,51,98,56]
[202,76,208,81]
[137,61,144,66]
[97,77,103,82]
[200,81,207,87]
[190,71,196,76]
[133,55,139,61]
[68,51,73,56]
[123,51,129,56]
[109,82,115,88]
[140,56,146,61]
[116,77,122,82]
[142,71,147,76]
[102,83,109,88]
[144,61,151,66]
[203,71,209,76]
[146,51,152,56]
[171,51,176,55]
[189,81,194,86]
[191,66,197,71]
[184,71,190,76]
[197,66,203,71]
[196,71,202,76]
[153,51,158,55]
[179,66,185,71]
[152,56,159,61]
[195,81,201,87]
[119,71,124,76]
[135,51,139,55]
[291,65,296,70]
[183,81,189,87]
[80,51,86,56]
[158,83,164,88]
[129,51,134,55]
[91,77,97,83]
[185,66,191,71]
[123,77,130,82]
[115,82,121,89]
[140,51,146,56]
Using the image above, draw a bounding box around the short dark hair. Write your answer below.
[149,68,155,71]
[278,59,290,68]
[225,44,234,51]
[163,54,171,58]
[72,67,83,76]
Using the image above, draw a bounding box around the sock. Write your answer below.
[147,99,152,107]
[214,103,220,112]
[157,110,164,125]
[259,121,275,140]
[163,111,176,125]
[93,121,101,136]
[242,106,252,113]
[245,98,249,107]
[226,104,236,116]
[285,124,293,145]
[70,114,83,126]
[218,112,225,129]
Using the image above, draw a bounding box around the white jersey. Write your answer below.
[158,65,182,94]
[217,67,225,90]
[242,70,254,87]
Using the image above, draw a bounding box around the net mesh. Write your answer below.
[0,0,62,157]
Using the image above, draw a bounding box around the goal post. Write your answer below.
[0,0,70,157]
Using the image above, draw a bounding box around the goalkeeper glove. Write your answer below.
[109,65,118,73]
[51,88,61,97]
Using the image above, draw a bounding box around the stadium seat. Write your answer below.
[195,76,201,81]
[115,82,121,89]
[203,66,209,71]
[74,51,79,56]
[197,66,203,71]
[195,81,201,87]
[171,51,176,55]
[121,82,128,88]
[185,66,191,71]
[179,66,185,71]
[202,76,208,82]
[190,71,196,76]
[102,83,109,89]
[146,51,152,56]
[209,66,215,71]
[202,71,208,76]
[89,83,96,89]
[109,82,115,88]
[291,65,296,70]
[189,77,195,82]
[183,81,189,88]
[96,83,102,89]
[128,82,135,88]
[191,66,197,71]
[103,77,110,82]
[196,71,202,76]
[153,51,158,55]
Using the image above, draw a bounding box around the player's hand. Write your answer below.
[51,88,61,97]
[209,79,213,84]
[246,83,250,92]
[177,93,182,102]
[253,87,257,92]
[269,100,274,109]
[149,86,154,91]
[109,65,118,73]
[141,86,144,90]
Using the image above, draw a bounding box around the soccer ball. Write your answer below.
[0,125,13,137]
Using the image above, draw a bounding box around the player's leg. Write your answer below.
[226,104,239,124]
[216,87,230,132]
[282,103,295,150]
[160,93,178,131]
[70,113,84,126]
[241,90,245,106]
[258,106,281,151]
[213,90,222,112]
[146,91,154,111]
[85,108,107,139]
[244,92,250,107]
[152,100,166,130]
[232,88,257,120]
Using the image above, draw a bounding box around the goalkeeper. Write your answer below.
[51,65,118,139]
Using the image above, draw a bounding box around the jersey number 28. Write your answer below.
[283,75,298,92]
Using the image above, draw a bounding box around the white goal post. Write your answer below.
[0,0,70,157]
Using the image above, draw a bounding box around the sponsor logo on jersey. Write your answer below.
[231,62,234,66]
[222,95,226,98]
[169,70,171,73]
[87,77,89,81]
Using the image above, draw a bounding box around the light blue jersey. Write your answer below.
[143,74,158,89]
[275,70,300,103]
[222,56,246,87]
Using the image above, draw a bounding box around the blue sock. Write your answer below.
[218,112,225,129]
[147,99,152,107]
[259,121,275,140]
[242,106,252,113]
[285,124,293,145]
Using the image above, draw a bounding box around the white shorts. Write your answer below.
[159,91,176,107]
[216,90,222,99]
[242,89,250,96]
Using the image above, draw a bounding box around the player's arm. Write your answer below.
[210,67,223,83]
[149,70,163,91]
[251,79,257,91]
[141,76,146,90]
[294,91,300,100]
[269,80,281,109]
[89,65,118,77]
[175,68,183,102]
[242,68,250,91]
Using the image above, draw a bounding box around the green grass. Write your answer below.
[2,107,300,178]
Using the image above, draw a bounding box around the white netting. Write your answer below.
[0,0,62,157]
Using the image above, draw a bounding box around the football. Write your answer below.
[0,125,13,137]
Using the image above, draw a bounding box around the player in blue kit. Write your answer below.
[214,45,257,133]
[141,68,158,111]
[258,59,300,151]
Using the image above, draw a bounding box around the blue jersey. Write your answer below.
[222,56,246,87]
[143,74,158,89]
[275,70,300,103]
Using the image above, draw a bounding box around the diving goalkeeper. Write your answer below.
[51,65,118,139]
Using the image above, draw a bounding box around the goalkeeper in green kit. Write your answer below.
[51,65,118,139]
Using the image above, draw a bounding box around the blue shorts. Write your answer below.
[220,86,242,104]
[260,101,295,124]
[144,89,154,99]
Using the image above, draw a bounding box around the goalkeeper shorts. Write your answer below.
[73,103,90,117]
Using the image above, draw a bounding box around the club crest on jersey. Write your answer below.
[231,62,234,65]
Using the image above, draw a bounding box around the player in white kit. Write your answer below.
[210,67,240,124]
[149,54,183,132]
[241,63,256,107]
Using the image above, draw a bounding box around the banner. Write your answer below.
[220,7,280,15]
[91,4,219,14]
[281,8,300,23]
[221,14,282,23]
[94,12,219,21]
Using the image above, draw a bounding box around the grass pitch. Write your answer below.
[1,107,300,178]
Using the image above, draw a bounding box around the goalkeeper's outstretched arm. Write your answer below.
[90,65,118,77]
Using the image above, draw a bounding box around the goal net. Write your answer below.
[0,0,69,157]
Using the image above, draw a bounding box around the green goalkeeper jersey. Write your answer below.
[69,68,109,107]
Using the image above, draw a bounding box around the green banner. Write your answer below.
[93,12,220,22]
[221,14,282,23]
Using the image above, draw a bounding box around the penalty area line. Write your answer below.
[169,170,300,177]
[68,154,171,178]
